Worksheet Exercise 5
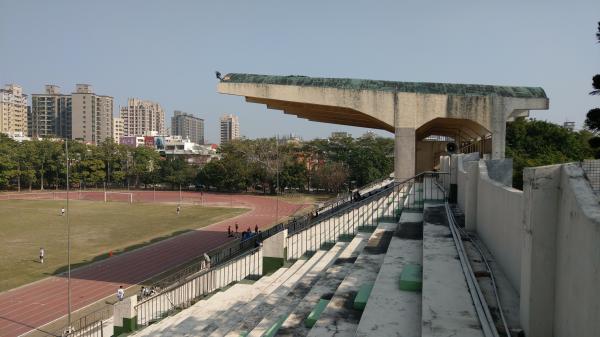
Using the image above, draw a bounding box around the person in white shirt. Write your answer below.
[117,286,125,301]
[39,247,45,264]
[61,208,65,216]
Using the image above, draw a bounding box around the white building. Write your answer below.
[120,98,165,136]
[0,84,28,136]
[112,117,124,142]
[220,113,240,144]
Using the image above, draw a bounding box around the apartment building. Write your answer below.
[220,113,240,144]
[30,85,71,138]
[113,117,124,142]
[0,84,28,136]
[71,84,113,144]
[120,98,165,136]
[171,110,204,144]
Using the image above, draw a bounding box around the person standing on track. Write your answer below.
[39,247,45,264]
[235,222,239,236]
[117,285,125,301]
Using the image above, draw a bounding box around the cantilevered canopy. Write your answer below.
[217,72,549,178]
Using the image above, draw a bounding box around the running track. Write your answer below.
[0,191,305,337]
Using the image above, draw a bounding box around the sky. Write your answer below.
[1,0,599,144]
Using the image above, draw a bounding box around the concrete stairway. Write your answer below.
[133,260,304,336]
[131,179,494,337]
[214,243,347,337]
[306,221,396,337]
[355,211,424,337]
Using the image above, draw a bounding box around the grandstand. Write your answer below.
[52,156,600,337]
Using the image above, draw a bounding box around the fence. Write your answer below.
[459,136,492,157]
[581,159,600,195]
[51,175,400,335]
[135,246,262,327]
[286,172,449,260]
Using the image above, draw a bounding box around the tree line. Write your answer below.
[0,134,395,193]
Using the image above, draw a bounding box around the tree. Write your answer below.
[506,118,593,188]
[584,22,600,156]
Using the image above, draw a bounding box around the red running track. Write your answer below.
[0,191,305,337]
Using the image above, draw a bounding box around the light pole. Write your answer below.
[275,134,279,222]
[65,139,72,332]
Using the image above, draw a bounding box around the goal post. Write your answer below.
[104,192,134,204]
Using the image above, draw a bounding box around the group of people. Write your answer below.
[227,223,262,241]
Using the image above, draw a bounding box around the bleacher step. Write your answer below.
[277,232,369,337]
[214,244,344,337]
[355,224,423,337]
[307,222,396,337]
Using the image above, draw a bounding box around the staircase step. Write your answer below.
[307,222,396,337]
[277,232,369,337]
[214,244,345,337]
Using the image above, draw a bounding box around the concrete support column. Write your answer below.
[113,296,137,335]
[394,127,416,181]
[520,165,560,337]
[463,160,479,231]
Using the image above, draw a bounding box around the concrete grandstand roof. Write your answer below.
[221,73,547,99]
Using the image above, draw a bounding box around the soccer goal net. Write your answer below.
[104,192,134,204]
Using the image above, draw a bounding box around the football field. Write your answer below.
[0,199,247,292]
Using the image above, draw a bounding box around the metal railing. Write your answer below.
[286,171,449,260]
[459,136,492,157]
[134,246,262,327]
[52,175,401,335]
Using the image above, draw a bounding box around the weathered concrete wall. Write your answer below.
[263,229,285,258]
[456,154,479,231]
[456,159,600,337]
[552,164,600,337]
[520,164,561,337]
[476,161,523,292]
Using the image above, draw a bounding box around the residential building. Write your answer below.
[30,85,71,138]
[71,84,113,144]
[0,84,28,135]
[112,117,124,142]
[171,110,205,144]
[331,131,350,138]
[120,98,165,136]
[220,114,240,144]
[563,121,575,131]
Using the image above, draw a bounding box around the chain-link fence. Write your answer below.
[581,159,600,195]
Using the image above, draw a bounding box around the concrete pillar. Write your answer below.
[263,230,284,275]
[113,296,137,335]
[463,160,479,231]
[520,165,560,337]
[394,127,416,181]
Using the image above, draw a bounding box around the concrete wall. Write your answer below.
[552,164,600,337]
[476,161,523,292]
[456,158,600,337]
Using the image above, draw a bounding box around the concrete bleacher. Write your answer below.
[130,176,492,337]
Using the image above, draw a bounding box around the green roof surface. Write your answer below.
[221,73,547,99]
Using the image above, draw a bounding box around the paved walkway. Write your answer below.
[0,191,305,337]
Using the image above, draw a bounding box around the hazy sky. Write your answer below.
[1,1,599,143]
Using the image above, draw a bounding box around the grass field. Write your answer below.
[0,200,247,292]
